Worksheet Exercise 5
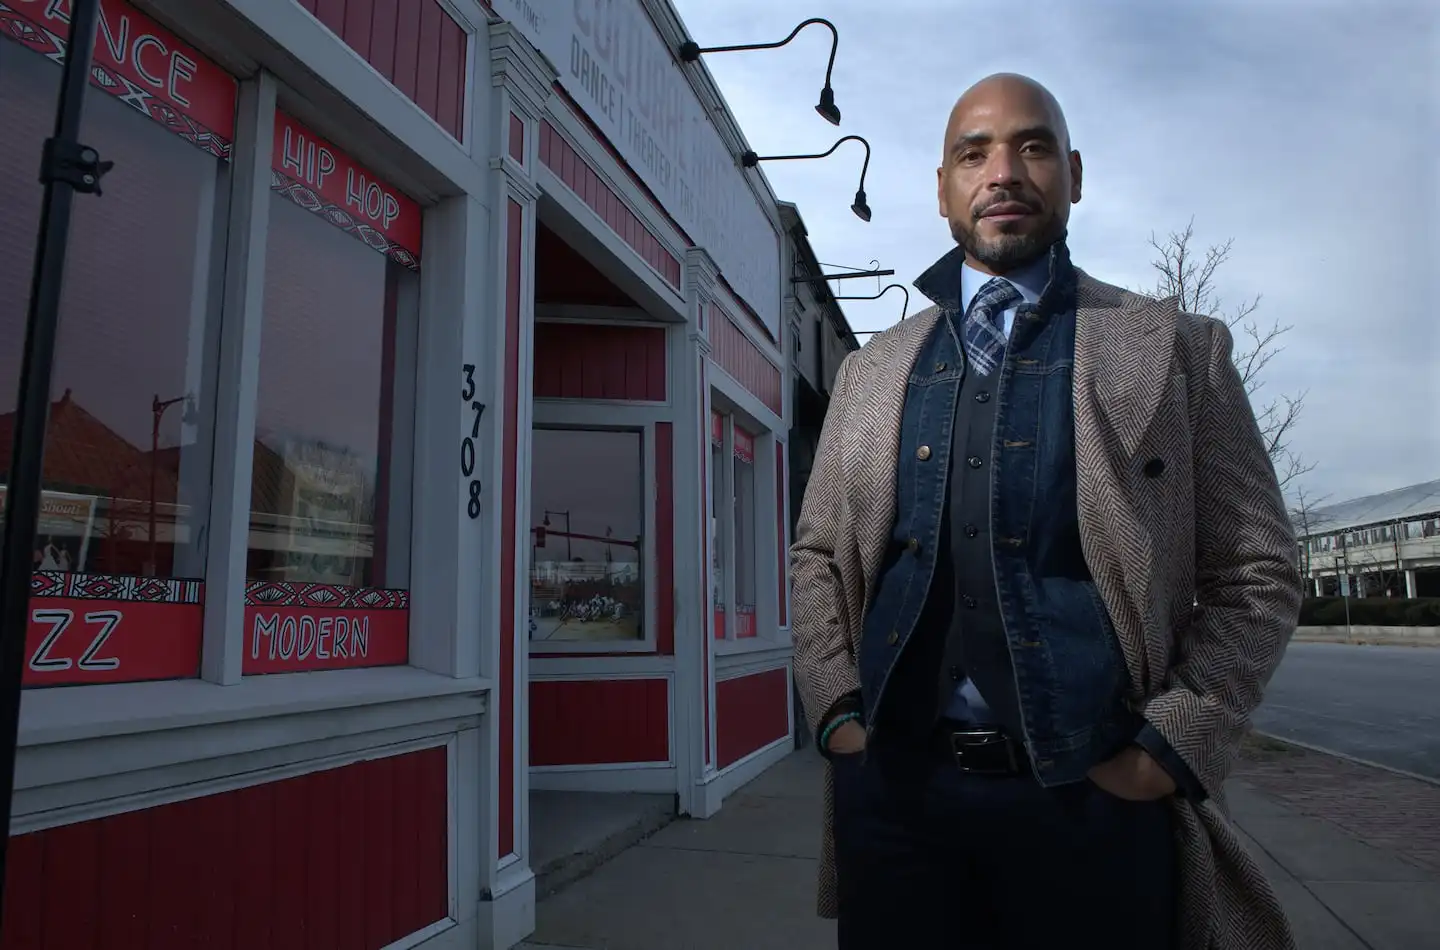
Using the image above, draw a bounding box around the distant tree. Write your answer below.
[1288,485,1332,581]
[1147,219,1312,491]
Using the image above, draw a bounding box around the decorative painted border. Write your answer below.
[244,580,410,610]
[271,169,422,270]
[0,4,234,161]
[30,571,204,604]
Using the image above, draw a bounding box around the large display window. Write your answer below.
[243,111,421,675]
[2,1,238,687]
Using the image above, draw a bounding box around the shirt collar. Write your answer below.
[913,236,1075,315]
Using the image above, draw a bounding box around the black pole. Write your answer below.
[0,0,109,921]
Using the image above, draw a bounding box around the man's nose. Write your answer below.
[985,146,1025,186]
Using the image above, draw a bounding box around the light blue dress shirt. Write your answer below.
[943,256,1050,722]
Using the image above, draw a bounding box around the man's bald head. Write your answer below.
[936,73,1082,275]
[945,74,1072,158]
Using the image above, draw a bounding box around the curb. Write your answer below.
[1251,730,1440,789]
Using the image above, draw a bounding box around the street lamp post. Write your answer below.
[542,509,572,561]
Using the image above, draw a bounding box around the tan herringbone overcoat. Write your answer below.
[790,271,1302,949]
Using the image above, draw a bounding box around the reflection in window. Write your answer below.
[246,193,417,589]
[733,425,758,638]
[710,413,726,639]
[530,428,644,642]
[0,39,228,581]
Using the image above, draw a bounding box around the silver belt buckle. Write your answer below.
[949,728,1018,774]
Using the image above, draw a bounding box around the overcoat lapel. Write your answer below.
[1073,270,1181,459]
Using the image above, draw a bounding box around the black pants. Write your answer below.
[833,743,1177,949]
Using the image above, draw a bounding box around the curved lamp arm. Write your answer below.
[835,283,910,320]
[741,135,872,221]
[679,19,842,125]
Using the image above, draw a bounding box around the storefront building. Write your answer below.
[1,0,812,946]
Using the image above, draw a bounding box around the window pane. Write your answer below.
[530,429,644,642]
[710,413,726,639]
[734,426,757,638]
[248,192,417,591]
[1,33,231,686]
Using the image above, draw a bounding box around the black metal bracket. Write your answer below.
[40,138,114,195]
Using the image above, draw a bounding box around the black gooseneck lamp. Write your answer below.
[835,282,911,319]
[678,18,842,126]
[741,135,873,222]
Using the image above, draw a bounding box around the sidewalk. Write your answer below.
[522,747,1440,950]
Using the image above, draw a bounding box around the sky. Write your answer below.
[672,0,1440,505]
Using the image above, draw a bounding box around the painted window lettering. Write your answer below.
[250,612,370,663]
[29,608,123,672]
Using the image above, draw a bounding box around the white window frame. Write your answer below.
[527,404,662,655]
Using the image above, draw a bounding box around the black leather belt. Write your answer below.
[933,721,1027,776]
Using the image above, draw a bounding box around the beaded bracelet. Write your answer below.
[819,711,862,752]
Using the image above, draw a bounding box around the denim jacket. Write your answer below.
[855,241,1202,795]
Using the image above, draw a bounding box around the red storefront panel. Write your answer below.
[538,121,682,289]
[716,667,790,768]
[497,198,524,857]
[710,307,783,416]
[531,678,669,766]
[0,747,448,950]
[296,0,468,140]
[533,323,666,402]
[242,581,408,674]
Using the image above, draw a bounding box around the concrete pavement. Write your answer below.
[1252,642,1440,779]
[522,748,1440,950]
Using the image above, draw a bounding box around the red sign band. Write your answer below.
[271,110,423,268]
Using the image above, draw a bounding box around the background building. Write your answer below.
[1294,479,1440,598]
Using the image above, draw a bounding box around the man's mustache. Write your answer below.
[973,194,1038,219]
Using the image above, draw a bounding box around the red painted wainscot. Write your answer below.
[297,0,469,141]
[1,747,448,950]
[531,679,669,766]
[533,323,666,402]
[716,667,790,769]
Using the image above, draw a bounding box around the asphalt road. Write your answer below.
[1251,642,1440,780]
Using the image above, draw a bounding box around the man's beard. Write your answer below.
[951,213,1063,273]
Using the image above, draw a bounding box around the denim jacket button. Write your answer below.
[967,455,983,469]
[964,524,979,538]
[916,445,932,461]
[886,630,900,646]
[963,595,978,609]
[906,537,921,554]
[935,361,947,372]
[975,391,991,403]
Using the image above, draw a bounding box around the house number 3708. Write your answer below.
[461,364,485,519]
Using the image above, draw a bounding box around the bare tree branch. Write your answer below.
[1146,219,1311,491]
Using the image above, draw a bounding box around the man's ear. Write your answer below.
[1070,150,1083,204]
[937,166,949,218]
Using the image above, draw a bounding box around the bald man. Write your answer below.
[791,74,1301,948]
